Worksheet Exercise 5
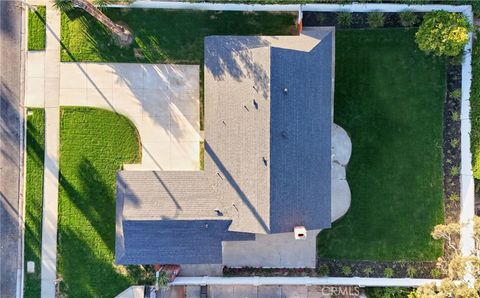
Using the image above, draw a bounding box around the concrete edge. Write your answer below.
[459,7,475,257]
[169,276,441,287]
[105,2,470,13]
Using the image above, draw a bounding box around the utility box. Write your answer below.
[27,261,35,273]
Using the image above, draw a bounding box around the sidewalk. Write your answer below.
[37,3,61,297]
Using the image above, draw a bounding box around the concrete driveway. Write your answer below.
[26,59,200,170]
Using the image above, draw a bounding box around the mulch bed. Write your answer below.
[302,11,424,29]
[224,11,462,279]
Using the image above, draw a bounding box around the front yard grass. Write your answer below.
[60,9,297,63]
[24,109,44,298]
[57,107,152,297]
[317,29,446,261]
[28,6,46,51]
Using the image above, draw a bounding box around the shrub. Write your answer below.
[317,264,329,276]
[450,89,461,100]
[337,12,353,28]
[407,266,417,278]
[384,267,394,278]
[452,111,460,122]
[363,267,373,277]
[431,268,442,279]
[399,10,418,27]
[341,265,352,276]
[367,11,385,28]
[315,13,326,25]
[366,287,414,298]
[449,193,460,202]
[450,165,460,176]
[450,138,459,148]
[415,11,470,57]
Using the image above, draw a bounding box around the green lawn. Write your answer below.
[24,109,45,298]
[57,107,152,297]
[60,9,296,63]
[28,6,46,51]
[317,29,446,261]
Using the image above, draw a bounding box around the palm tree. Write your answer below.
[53,0,133,45]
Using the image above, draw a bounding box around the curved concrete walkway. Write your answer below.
[331,123,351,222]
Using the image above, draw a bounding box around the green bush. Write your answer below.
[415,11,470,57]
[366,287,414,298]
[367,11,385,28]
[450,165,460,176]
[452,111,460,122]
[450,138,459,148]
[384,267,394,278]
[449,193,460,202]
[363,267,373,277]
[407,266,417,278]
[341,265,352,276]
[316,264,329,276]
[337,12,353,28]
[399,10,418,27]
[450,89,461,100]
[431,268,442,279]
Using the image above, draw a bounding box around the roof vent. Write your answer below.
[283,87,288,94]
[253,99,258,109]
[262,157,268,166]
[281,131,288,139]
[214,208,223,216]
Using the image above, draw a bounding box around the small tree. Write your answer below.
[430,222,460,253]
[415,10,470,57]
[53,0,133,45]
[413,217,480,297]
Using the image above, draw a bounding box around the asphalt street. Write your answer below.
[0,1,23,297]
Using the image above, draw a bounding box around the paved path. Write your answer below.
[0,1,23,297]
[39,3,61,297]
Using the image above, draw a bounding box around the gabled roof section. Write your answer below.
[269,29,334,232]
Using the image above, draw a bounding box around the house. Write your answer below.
[115,27,351,268]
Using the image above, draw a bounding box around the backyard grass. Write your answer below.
[317,29,446,261]
[57,107,152,297]
[24,109,44,298]
[28,6,46,51]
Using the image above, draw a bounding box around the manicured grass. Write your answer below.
[318,29,446,261]
[24,109,45,298]
[28,6,46,51]
[60,9,297,63]
[57,107,152,297]
[471,32,480,179]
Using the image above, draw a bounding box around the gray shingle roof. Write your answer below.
[116,27,335,265]
[269,32,333,232]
